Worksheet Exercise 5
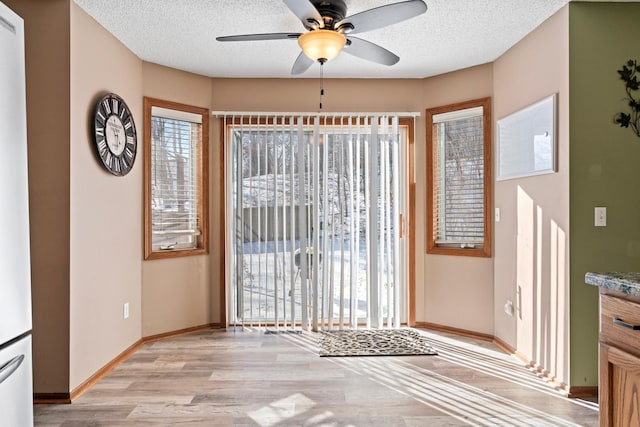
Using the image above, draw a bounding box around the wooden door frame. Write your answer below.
[403,117,416,326]
[218,117,416,327]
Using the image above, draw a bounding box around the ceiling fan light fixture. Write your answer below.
[298,29,346,62]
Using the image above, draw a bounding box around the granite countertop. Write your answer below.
[585,272,640,297]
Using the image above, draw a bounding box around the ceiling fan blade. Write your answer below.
[216,33,301,42]
[291,51,315,75]
[343,37,399,66]
[283,0,323,29]
[339,0,427,35]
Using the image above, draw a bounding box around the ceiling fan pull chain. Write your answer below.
[319,59,325,110]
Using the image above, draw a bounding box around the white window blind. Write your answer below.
[433,108,485,247]
[225,114,409,331]
[150,106,202,250]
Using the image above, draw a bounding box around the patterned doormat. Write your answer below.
[319,328,438,357]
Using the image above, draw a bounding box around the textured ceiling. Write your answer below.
[72,0,610,79]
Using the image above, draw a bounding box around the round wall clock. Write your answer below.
[92,93,137,176]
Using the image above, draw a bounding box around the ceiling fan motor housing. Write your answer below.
[310,0,347,29]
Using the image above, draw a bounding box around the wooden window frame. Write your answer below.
[426,97,492,257]
[143,97,209,260]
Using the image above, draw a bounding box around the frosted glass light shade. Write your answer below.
[298,30,346,62]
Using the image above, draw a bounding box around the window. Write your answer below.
[225,115,411,329]
[426,97,491,257]
[144,97,209,260]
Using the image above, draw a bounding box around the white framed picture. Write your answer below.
[497,93,557,181]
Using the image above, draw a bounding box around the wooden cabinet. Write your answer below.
[599,293,640,427]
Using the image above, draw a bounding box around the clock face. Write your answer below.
[93,93,137,176]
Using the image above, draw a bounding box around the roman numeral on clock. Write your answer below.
[124,147,134,163]
[97,140,108,157]
[110,155,120,173]
[102,98,111,115]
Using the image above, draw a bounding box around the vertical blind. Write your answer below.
[150,106,202,250]
[225,114,407,331]
[432,107,485,247]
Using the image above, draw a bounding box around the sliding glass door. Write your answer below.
[224,114,410,331]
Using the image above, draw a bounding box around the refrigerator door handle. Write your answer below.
[0,354,24,385]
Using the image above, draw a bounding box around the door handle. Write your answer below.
[0,354,24,385]
[613,316,640,331]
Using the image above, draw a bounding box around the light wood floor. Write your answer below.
[34,328,599,426]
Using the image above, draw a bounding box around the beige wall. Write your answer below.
[493,7,570,384]
[141,63,214,336]
[419,65,495,333]
[210,78,424,113]
[69,3,143,390]
[4,0,72,395]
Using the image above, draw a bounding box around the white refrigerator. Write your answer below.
[0,1,34,426]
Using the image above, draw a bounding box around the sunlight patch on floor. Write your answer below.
[248,393,316,427]
[280,329,597,426]
[347,357,584,427]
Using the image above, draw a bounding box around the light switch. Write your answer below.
[495,208,501,223]
[595,207,607,227]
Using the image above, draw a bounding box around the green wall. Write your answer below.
[569,2,640,387]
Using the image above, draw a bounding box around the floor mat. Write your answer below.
[319,328,438,357]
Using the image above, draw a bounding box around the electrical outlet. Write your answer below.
[504,300,514,316]
[123,302,129,319]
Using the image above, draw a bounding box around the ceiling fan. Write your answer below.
[216,0,428,75]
